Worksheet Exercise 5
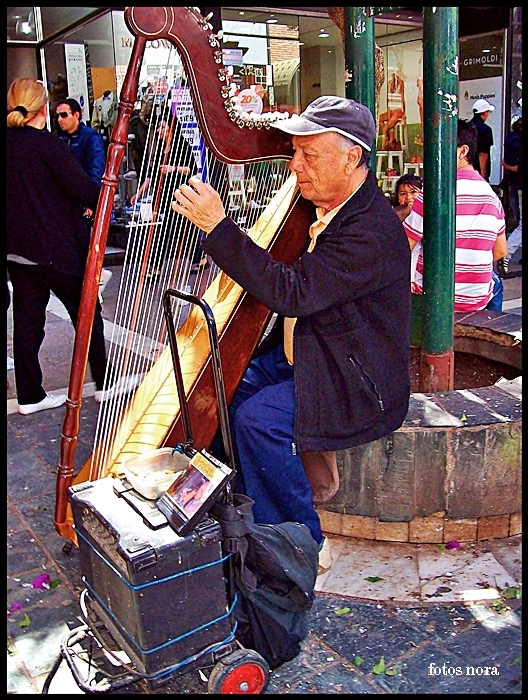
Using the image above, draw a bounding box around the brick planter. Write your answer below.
[318,311,522,544]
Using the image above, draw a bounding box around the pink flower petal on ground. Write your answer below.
[7,601,23,618]
[32,573,51,589]
[445,540,461,550]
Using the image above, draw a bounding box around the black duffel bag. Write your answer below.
[210,494,319,671]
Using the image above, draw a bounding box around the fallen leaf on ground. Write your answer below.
[19,613,30,628]
[373,657,386,674]
[334,607,351,616]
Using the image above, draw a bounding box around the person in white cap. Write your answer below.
[172,96,411,574]
[469,98,495,181]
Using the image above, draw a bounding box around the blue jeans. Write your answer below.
[486,271,504,312]
[215,344,323,545]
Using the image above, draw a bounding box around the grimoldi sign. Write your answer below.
[462,52,501,67]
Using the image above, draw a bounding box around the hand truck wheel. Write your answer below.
[207,648,270,694]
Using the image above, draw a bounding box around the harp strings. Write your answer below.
[89,43,292,480]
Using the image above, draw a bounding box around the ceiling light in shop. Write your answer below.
[318,29,330,38]
[267,16,278,24]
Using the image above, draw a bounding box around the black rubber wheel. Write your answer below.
[207,648,270,694]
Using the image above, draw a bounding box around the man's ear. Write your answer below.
[346,145,362,171]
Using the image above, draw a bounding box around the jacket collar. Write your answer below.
[323,169,380,232]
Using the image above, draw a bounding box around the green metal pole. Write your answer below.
[343,7,376,168]
[420,6,459,392]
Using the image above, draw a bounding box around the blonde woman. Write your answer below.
[7,78,121,414]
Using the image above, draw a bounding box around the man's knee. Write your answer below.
[233,393,261,435]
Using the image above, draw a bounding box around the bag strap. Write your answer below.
[210,495,258,590]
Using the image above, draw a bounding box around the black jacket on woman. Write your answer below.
[7,125,100,278]
[202,169,411,453]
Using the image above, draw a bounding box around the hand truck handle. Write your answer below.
[162,288,236,473]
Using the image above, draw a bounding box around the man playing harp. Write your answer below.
[173,96,411,573]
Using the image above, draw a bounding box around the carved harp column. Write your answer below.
[54,7,315,541]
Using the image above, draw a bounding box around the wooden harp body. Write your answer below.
[55,6,314,541]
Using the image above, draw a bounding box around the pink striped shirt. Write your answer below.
[403,169,506,312]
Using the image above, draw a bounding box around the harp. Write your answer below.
[54,6,315,541]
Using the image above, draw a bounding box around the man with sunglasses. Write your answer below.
[55,98,105,188]
[55,98,111,302]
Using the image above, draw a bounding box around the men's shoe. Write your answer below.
[317,537,333,576]
[94,374,143,404]
[496,258,509,278]
[18,393,67,415]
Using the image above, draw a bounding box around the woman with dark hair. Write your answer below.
[391,173,423,290]
[131,112,195,205]
[391,173,423,222]
[130,110,198,274]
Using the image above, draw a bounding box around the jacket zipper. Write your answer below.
[349,355,385,411]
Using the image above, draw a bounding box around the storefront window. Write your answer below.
[460,32,505,185]
[42,12,115,129]
[7,7,38,43]
[221,12,301,116]
[374,21,425,193]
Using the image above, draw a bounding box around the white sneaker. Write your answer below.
[318,537,333,576]
[18,393,67,415]
[94,374,143,404]
[98,268,113,304]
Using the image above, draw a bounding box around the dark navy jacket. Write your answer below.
[470,114,494,180]
[202,169,411,453]
[58,121,105,187]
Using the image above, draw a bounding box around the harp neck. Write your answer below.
[125,6,294,164]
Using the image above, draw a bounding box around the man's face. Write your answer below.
[290,132,358,210]
[55,105,80,134]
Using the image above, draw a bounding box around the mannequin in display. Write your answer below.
[91,89,118,149]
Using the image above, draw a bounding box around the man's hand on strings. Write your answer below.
[172,177,226,234]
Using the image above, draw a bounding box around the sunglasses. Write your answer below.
[56,111,72,119]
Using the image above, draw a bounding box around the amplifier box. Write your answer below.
[69,477,234,683]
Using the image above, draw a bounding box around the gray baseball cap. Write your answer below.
[271,95,376,152]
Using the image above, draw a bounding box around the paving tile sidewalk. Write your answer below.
[7,404,522,695]
[7,258,522,694]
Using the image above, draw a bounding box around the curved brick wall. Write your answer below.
[318,312,522,544]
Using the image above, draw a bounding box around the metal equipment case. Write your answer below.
[69,476,235,686]
[57,289,270,694]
